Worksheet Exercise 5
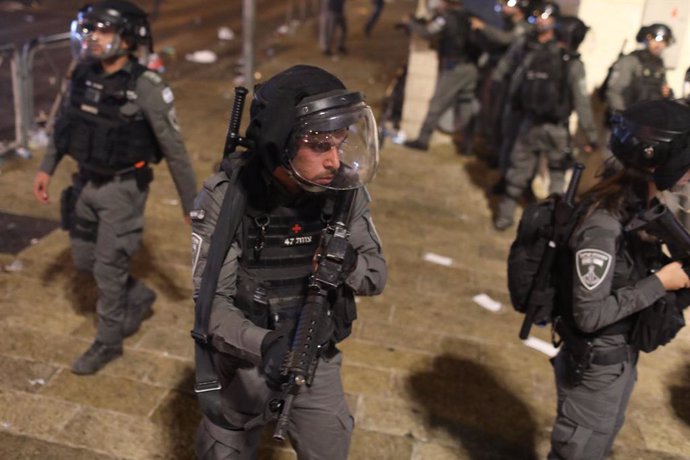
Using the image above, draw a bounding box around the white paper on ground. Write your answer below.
[422,252,453,267]
[522,336,560,357]
[185,50,218,63]
[472,293,502,312]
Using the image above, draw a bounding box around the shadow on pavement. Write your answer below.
[408,353,539,460]
[153,367,201,459]
[670,362,690,427]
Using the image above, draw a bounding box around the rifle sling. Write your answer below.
[192,164,247,431]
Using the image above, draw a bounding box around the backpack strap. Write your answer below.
[191,154,248,430]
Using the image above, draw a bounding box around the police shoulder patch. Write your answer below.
[141,70,163,85]
[575,249,612,291]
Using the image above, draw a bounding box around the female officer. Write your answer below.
[548,99,690,459]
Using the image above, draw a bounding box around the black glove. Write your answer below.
[260,330,290,390]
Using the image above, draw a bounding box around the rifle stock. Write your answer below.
[519,163,585,340]
[273,189,357,441]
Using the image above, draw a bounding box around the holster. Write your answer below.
[554,318,594,386]
[135,166,154,191]
[59,184,79,231]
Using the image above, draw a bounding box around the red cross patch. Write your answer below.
[291,223,302,234]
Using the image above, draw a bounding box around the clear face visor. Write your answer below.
[289,101,379,191]
[70,17,123,60]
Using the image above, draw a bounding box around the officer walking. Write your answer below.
[402,0,482,153]
[493,13,598,231]
[32,0,197,375]
[191,65,386,458]
[548,99,690,459]
[605,23,674,118]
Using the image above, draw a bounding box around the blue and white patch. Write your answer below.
[192,232,203,275]
[162,86,174,104]
[576,249,612,291]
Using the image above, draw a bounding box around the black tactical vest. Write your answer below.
[235,187,331,336]
[54,58,162,171]
[624,50,666,107]
[437,9,481,64]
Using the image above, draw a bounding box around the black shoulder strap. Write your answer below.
[191,158,248,430]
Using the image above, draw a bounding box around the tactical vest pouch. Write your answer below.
[629,293,685,352]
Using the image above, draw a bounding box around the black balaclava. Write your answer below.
[245,65,346,173]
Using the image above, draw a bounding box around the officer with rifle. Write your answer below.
[546,99,690,459]
[190,65,386,459]
[32,0,197,375]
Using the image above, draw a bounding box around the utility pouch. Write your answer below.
[59,185,78,231]
[135,167,154,191]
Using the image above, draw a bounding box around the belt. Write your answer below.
[79,161,148,185]
[591,345,633,366]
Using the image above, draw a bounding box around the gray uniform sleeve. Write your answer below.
[344,187,387,295]
[39,83,71,175]
[570,210,666,334]
[191,174,268,366]
[605,55,638,113]
[569,59,598,146]
[491,38,525,84]
[136,71,198,214]
[479,23,515,48]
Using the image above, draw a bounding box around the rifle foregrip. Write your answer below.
[564,163,585,205]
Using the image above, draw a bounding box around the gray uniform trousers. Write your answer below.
[195,352,354,460]
[415,62,478,145]
[497,119,570,220]
[548,340,638,460]
[70,176,152,345]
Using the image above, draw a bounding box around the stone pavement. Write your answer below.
[1,1,690,459]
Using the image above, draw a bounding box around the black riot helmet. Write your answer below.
[610,100,690,191]
[71,0,152,60]
[636,23,674,45]
[531,1,560,20]
[495,0,532,16]
[246,65,379,192]
[555,16,589,52]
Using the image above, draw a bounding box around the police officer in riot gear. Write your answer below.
[493,13,598,231]
[402,0,482,153]
[605,23,674,117]
[191,65,386,459]
[32,0,197,375]
[548,99,690,459]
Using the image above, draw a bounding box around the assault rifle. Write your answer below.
[272,189,356,441]
[519,163,585,340]
[625,199,690,265]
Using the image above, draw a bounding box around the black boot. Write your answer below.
[403,139,429,151]
[123,290,156,337]
[71,341,123,375]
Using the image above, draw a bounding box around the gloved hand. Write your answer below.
[260,330,290,390]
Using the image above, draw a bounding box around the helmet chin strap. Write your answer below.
[287,167,328,194]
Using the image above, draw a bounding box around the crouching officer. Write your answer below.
[32,0,197,374]
[548,100,690,459]
[191,65,387,458]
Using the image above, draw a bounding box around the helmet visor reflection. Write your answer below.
[290,103,379,191]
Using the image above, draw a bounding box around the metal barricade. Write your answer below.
[0,43,20,157]
[18,31,72,157]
